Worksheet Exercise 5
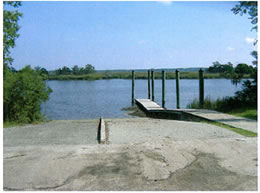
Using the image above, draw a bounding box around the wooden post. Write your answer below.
[151,70,155,101]
[132,70,135,105]
[175,70,180,109]
[148,70,151,99]
[162,70,165,108]
[199,69,204,108]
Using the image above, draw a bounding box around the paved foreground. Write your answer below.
[3,118,257,191]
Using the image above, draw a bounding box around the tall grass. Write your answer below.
[187,96,220,109]
[187,96,257,120]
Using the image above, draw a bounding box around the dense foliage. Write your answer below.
[208,61,254,75]
[234,63,254,74]
[55,64,95,75]
[231,1,257,108]
[3,2,52,123]
[3,1,23,67]
[208,61,234,73]
[4,66,52,122]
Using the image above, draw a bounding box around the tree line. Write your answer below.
[55,64,95,75]
[207,61,255,74]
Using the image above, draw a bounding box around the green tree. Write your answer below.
[208,61,234,73]
[84,64,95,74]
[3,2,52,123]
[232,1,257,32]
[231,1,257,107]
[79,67,85,75]
[35,66,49,80]
[61,66,72,75]
[72,65,80,75]
[55,68,62,75]
[3,1,23,67]
[4,66,52,122]
[235,63,254,74]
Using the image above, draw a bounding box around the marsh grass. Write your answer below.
[48,71,251,80]
[187,96,257,120]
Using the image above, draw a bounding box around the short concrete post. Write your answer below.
[199,69,204,108]
[132,70,135,105]
[176,70,180,109]
[162,70,165,108]
[151,70,155,101]
[148,70,151,99]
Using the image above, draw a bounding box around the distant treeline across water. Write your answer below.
[48,71,252,81]
[46,62,255,81]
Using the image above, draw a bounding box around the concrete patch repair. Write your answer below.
[3,116,257,190]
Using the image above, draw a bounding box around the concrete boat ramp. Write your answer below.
[4,115,257,191]
[3,100,258,190]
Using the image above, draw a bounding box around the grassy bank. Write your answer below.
[187,97,257,120]
[3,120,48,128]
[3,116,49,128]
[227,108,257,120]
[48,71,251,80]
[201,120,257,137]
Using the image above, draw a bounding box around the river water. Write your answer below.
[41,79,242,120]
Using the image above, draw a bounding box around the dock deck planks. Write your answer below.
[135,99,165,111]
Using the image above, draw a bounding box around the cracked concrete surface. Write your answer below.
[3,119,257,190]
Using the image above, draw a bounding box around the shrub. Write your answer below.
[4,65,52,123]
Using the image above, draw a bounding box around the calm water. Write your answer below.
[41,79,242,120]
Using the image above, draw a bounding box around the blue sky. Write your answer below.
[8,1,257,70]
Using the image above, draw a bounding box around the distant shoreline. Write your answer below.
[47,71,252,81]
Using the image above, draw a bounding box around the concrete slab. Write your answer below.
[3,118,257,191]
[106,118,244,144]
[180,109,257,133]
[4,120,99,147]
[4,137,257,191]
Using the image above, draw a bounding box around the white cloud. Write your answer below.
[226,46,235,51]
[245,37,255,44]
[157,1,172,5]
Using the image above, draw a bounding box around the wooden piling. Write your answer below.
[148,70,151,99]
[176,70,180,109]
[199,69,204,108]
[132,70,135,105]
[162,70,165,108]
[151,70,155,101]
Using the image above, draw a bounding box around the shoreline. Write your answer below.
[47,72,252,81]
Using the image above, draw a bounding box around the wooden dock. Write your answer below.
[135,99,257,134]
[135,99,165,111]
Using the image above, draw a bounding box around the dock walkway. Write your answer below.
[135,99,257,133]
[135,99,165,111]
